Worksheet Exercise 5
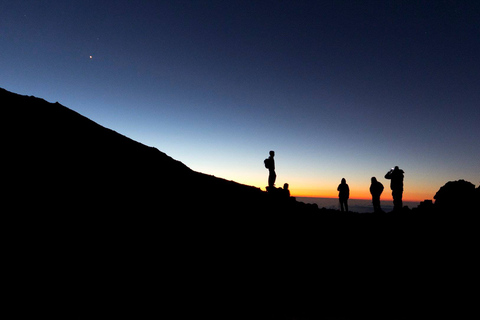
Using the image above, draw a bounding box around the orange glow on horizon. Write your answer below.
[242,178,433,203]
[291,189,430,203]
[291,193,427,203]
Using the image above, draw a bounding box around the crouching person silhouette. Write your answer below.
[337,178,349,212]
[370,177,384,213]
[385,166,404,211]
[264,150,276,190]
[283,183,290,197]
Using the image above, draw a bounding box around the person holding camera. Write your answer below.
[385,166,404,211]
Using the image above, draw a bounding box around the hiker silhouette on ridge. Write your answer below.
[370,177,384,213]
[283,183,290,197]
[385,166,404,211]
[337,178,349,212]
[264,151,276,189]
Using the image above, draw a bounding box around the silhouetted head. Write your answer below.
[394,166,399,171]
[341,178,346,184]
[283,183,289,190]
[269,150,275,157]
[371,177,377,183]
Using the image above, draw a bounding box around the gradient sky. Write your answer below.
[2,1,479,201]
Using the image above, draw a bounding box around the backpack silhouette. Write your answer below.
[264,158,272,169]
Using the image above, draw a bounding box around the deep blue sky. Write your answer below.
[2,1,479,200]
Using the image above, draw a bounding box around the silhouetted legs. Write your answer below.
[372,196,381,213]
[268,169,276,188]
[339,198,348,212]
[392,190,403,211]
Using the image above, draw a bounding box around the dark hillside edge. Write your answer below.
[3,87,474,319]
[4,87,269,213]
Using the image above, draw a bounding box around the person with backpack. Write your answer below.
[337,178,350,212]
[264,150,276,189]
[370,177,384,213]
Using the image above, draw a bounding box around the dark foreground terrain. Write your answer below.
[4,88,476,319]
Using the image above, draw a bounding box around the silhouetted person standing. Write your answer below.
[264,150,276,189]
[370,177,384,213]
[385,166,404,211]
[283,183,290,197]
[337,178,349,212]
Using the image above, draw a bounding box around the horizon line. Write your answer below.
[292,195,426,203]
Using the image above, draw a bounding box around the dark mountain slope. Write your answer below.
[3,87,267,213]
[4,87,286,317]
[5,87,469,319]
